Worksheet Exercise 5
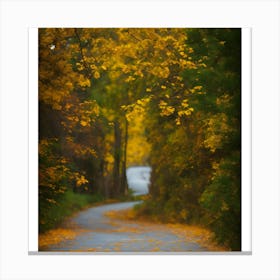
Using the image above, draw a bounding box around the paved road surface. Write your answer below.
[40,167,208,252]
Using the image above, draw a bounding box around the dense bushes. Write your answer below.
[39,190,104,233]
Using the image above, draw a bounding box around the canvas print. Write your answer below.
[38,28,241,252]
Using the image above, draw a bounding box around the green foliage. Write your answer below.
[39,190,104,233]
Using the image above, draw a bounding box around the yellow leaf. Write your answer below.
[94,71,100,79]
[175,118,181,125]
[80,120,88,127]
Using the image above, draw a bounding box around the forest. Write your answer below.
[39,28,241,250]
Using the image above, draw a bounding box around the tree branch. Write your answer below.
[74,28,93,79]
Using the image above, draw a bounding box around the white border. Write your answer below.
[29,28,38,252]
[241,28,252,252]
[1,0,279,279]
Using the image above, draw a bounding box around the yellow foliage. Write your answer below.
[216,93,232,106]
[75,174,89,187]
[178,108,194,117]
[126,99,151,166]
[203,113,233,152]
[39,228,78,248]
[193,85,203,91]
[159,100,167,107]
[181,99,189,108]
[78,77,91,87]
[160,106,175,116]
[175,118,181,125]
[46,198,57,204]
[94,71,100,79]
[80,120,88,127]
[151,66,170,78]
[125,76,136,83]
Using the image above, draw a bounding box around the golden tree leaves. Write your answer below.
[75,174,89,187]
[203,113,234,152]
[158,100,175,117]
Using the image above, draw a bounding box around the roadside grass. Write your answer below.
[39,190,105,233]
[39,189,139,234]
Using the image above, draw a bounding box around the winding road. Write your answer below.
[40,166,209,252]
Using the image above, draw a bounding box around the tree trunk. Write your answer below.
[120,118,129,195]
[112,120,121,196]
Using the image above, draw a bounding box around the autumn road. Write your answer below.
[40,166,209,252]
